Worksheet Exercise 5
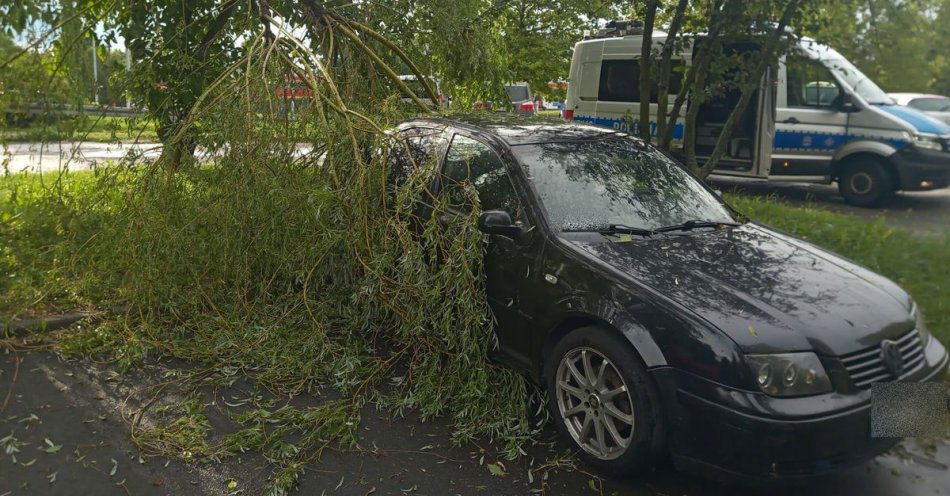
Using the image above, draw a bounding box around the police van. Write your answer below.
[564,22,950,206]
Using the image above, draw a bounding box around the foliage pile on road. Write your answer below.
[1,22,540,496]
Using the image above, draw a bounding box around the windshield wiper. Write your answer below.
[653,220,741,233]
[597,224,657,237]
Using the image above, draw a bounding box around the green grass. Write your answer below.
[726,192,949,345]
[1,115,159,143]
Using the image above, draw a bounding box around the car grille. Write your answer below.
[839,329,925,389]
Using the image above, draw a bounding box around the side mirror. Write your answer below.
[840,93,860,113]
[478,210,524,239]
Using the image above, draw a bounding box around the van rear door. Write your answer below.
[753,65,777,178]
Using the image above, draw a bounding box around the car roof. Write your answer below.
[401,113,628,146]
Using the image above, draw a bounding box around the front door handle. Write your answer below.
[780,117,800,124]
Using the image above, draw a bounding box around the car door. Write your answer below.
[774,55,849,178]
[437,132,539,368]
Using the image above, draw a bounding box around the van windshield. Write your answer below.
[512,137,737,232]
[823,57,893,105]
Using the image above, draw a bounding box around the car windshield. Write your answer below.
[511,136,737,232]
[823,57,893,105]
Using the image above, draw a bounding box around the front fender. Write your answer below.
[833,139,898,162]
[538,287,748,389]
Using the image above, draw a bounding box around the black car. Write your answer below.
[388,115,949,480]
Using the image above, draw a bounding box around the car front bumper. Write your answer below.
[650,337,949,481]
[891,146,950,190]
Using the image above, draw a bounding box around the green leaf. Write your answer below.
[487,462,505,477]
[41,438,62,453]
[748,324,758,337]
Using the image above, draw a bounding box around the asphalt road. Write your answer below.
[1,141,163,173]
[2,350,948,496]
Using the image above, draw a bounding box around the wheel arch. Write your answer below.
[538,312,667,381]
[832,150,900,188]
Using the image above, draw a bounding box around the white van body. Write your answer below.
[565,31,950,205]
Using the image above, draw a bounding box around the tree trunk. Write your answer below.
[638,0,659,142]
[655,0,689,150]
[660,0,728,151]
[683,56,711,172]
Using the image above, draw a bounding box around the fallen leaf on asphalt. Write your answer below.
[47,471,57,484]
[41,438,62,453]
[110,458,118,476]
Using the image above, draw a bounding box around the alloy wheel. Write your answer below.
[849,171,874,195]
[555,347,635,460]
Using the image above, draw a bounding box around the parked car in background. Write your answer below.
[505,82,536,114]
[890,93,950,125]
[386,114,949,481]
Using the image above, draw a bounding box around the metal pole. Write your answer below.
[91,38,99,105]
[125,47,132,108]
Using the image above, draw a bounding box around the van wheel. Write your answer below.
[545,326,664,476]
[838,160,893,207]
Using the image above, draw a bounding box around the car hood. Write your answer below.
[877,104,950,135]
[562,224,913,356]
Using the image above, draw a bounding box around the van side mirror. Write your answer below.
[840,93,859,113]
[478,210,524,239]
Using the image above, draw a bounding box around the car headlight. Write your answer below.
[912,302,932,346]
[746,352,832,397]
[905,132,943,151]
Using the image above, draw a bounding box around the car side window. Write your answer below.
[786,56,843,109]
[387,128,444,188]
[440,134,524,220]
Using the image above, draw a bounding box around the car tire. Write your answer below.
[838,160,894,207]
[544,326,664,476]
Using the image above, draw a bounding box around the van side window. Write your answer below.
[440,135,524,219]
[599,60,641,102]
[387,128,444,187]
[786,56,843,109]
[597,60,684,103]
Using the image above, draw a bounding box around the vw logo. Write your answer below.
[879,339,904,377]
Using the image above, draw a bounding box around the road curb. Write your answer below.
[1,312,100,338]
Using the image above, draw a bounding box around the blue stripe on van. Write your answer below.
[577,115,911,151]
[773,130,909,151]
[573,115,684,139]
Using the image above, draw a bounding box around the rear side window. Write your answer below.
[597,59,683,103]
[387,128,445,187]
[440,134,523,218]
